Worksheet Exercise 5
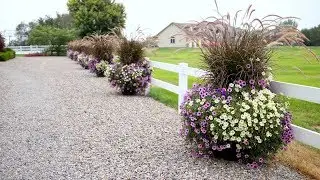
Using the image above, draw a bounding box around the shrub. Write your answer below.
[180,2,306,167]
[0,48,16,61]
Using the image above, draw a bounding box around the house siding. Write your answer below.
[157,24,189,48]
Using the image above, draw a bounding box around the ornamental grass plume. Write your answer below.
[187,1,308,88]
[86,34,120,63]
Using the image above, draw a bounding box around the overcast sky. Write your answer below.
[0,0,319,39]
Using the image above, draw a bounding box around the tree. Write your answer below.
[28,25,76,55]
[15,22,29,45]
[67,0,126,37]
[301,25,320,46]
[279,19,298,28]
[37,13,74,29]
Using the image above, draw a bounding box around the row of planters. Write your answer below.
[66,8,306,169]
[67,34,152,95]
[0,33,16,61]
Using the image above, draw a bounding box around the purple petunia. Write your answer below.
[259,158,264,163]
[190,122,196,127]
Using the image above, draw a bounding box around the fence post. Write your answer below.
[178,63,188,113]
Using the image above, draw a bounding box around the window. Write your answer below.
[170,36,175,44]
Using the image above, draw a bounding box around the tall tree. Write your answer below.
[301,25,320,46]
[15,22,29,45]
[280,19,298,28]
[67,0,126,37]
[28,25,76,55]
[37,13,74,29]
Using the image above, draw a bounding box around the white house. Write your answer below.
[155,21,230,48]
[155,22,199,48]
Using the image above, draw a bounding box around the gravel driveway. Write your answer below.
[0,57,304,179]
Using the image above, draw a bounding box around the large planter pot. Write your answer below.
[96,71,105,77]
[121,87,136,95]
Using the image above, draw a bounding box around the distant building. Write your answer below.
[155,22,198,48]
[155,21,229,48]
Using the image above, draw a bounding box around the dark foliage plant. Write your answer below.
[0,33,5,52]
[87,34,119,63]
[118,38,144,65]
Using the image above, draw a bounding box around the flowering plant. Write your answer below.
[95,61,110,77]
[179,2,307,168]
[180,80,293,167]
[67,50,74,59]
[88,57,99,73]
[108,58,152,95]
[78,53,89,69]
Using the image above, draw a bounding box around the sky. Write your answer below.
[0,0,319,40]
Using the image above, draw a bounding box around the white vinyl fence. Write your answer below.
[8,45,50,54]
[150,60,320,149]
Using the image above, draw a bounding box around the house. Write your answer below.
[155,22,198,48]
[155,21,229,48]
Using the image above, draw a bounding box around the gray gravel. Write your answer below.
[0,57,304,179]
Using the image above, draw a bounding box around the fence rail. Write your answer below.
[150,60,320,149]
[7,45,51,54]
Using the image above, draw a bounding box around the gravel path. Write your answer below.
[0,57,304,179]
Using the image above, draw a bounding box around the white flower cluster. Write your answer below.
[208,85,287,149]
[121,65,143,83]
[95,61,110,75]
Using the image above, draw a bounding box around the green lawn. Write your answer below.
[146,47,320,132]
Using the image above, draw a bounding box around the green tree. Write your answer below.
[67,0,126,37]
[301,25,320,46]
[37,13,74,29]
[15,22,29,45]
[280,19,298,28]
[28,25,76,55]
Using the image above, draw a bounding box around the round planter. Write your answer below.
[96,71,105,77]
[121,88,136,95]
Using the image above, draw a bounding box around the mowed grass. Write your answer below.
[146,47,320,133]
